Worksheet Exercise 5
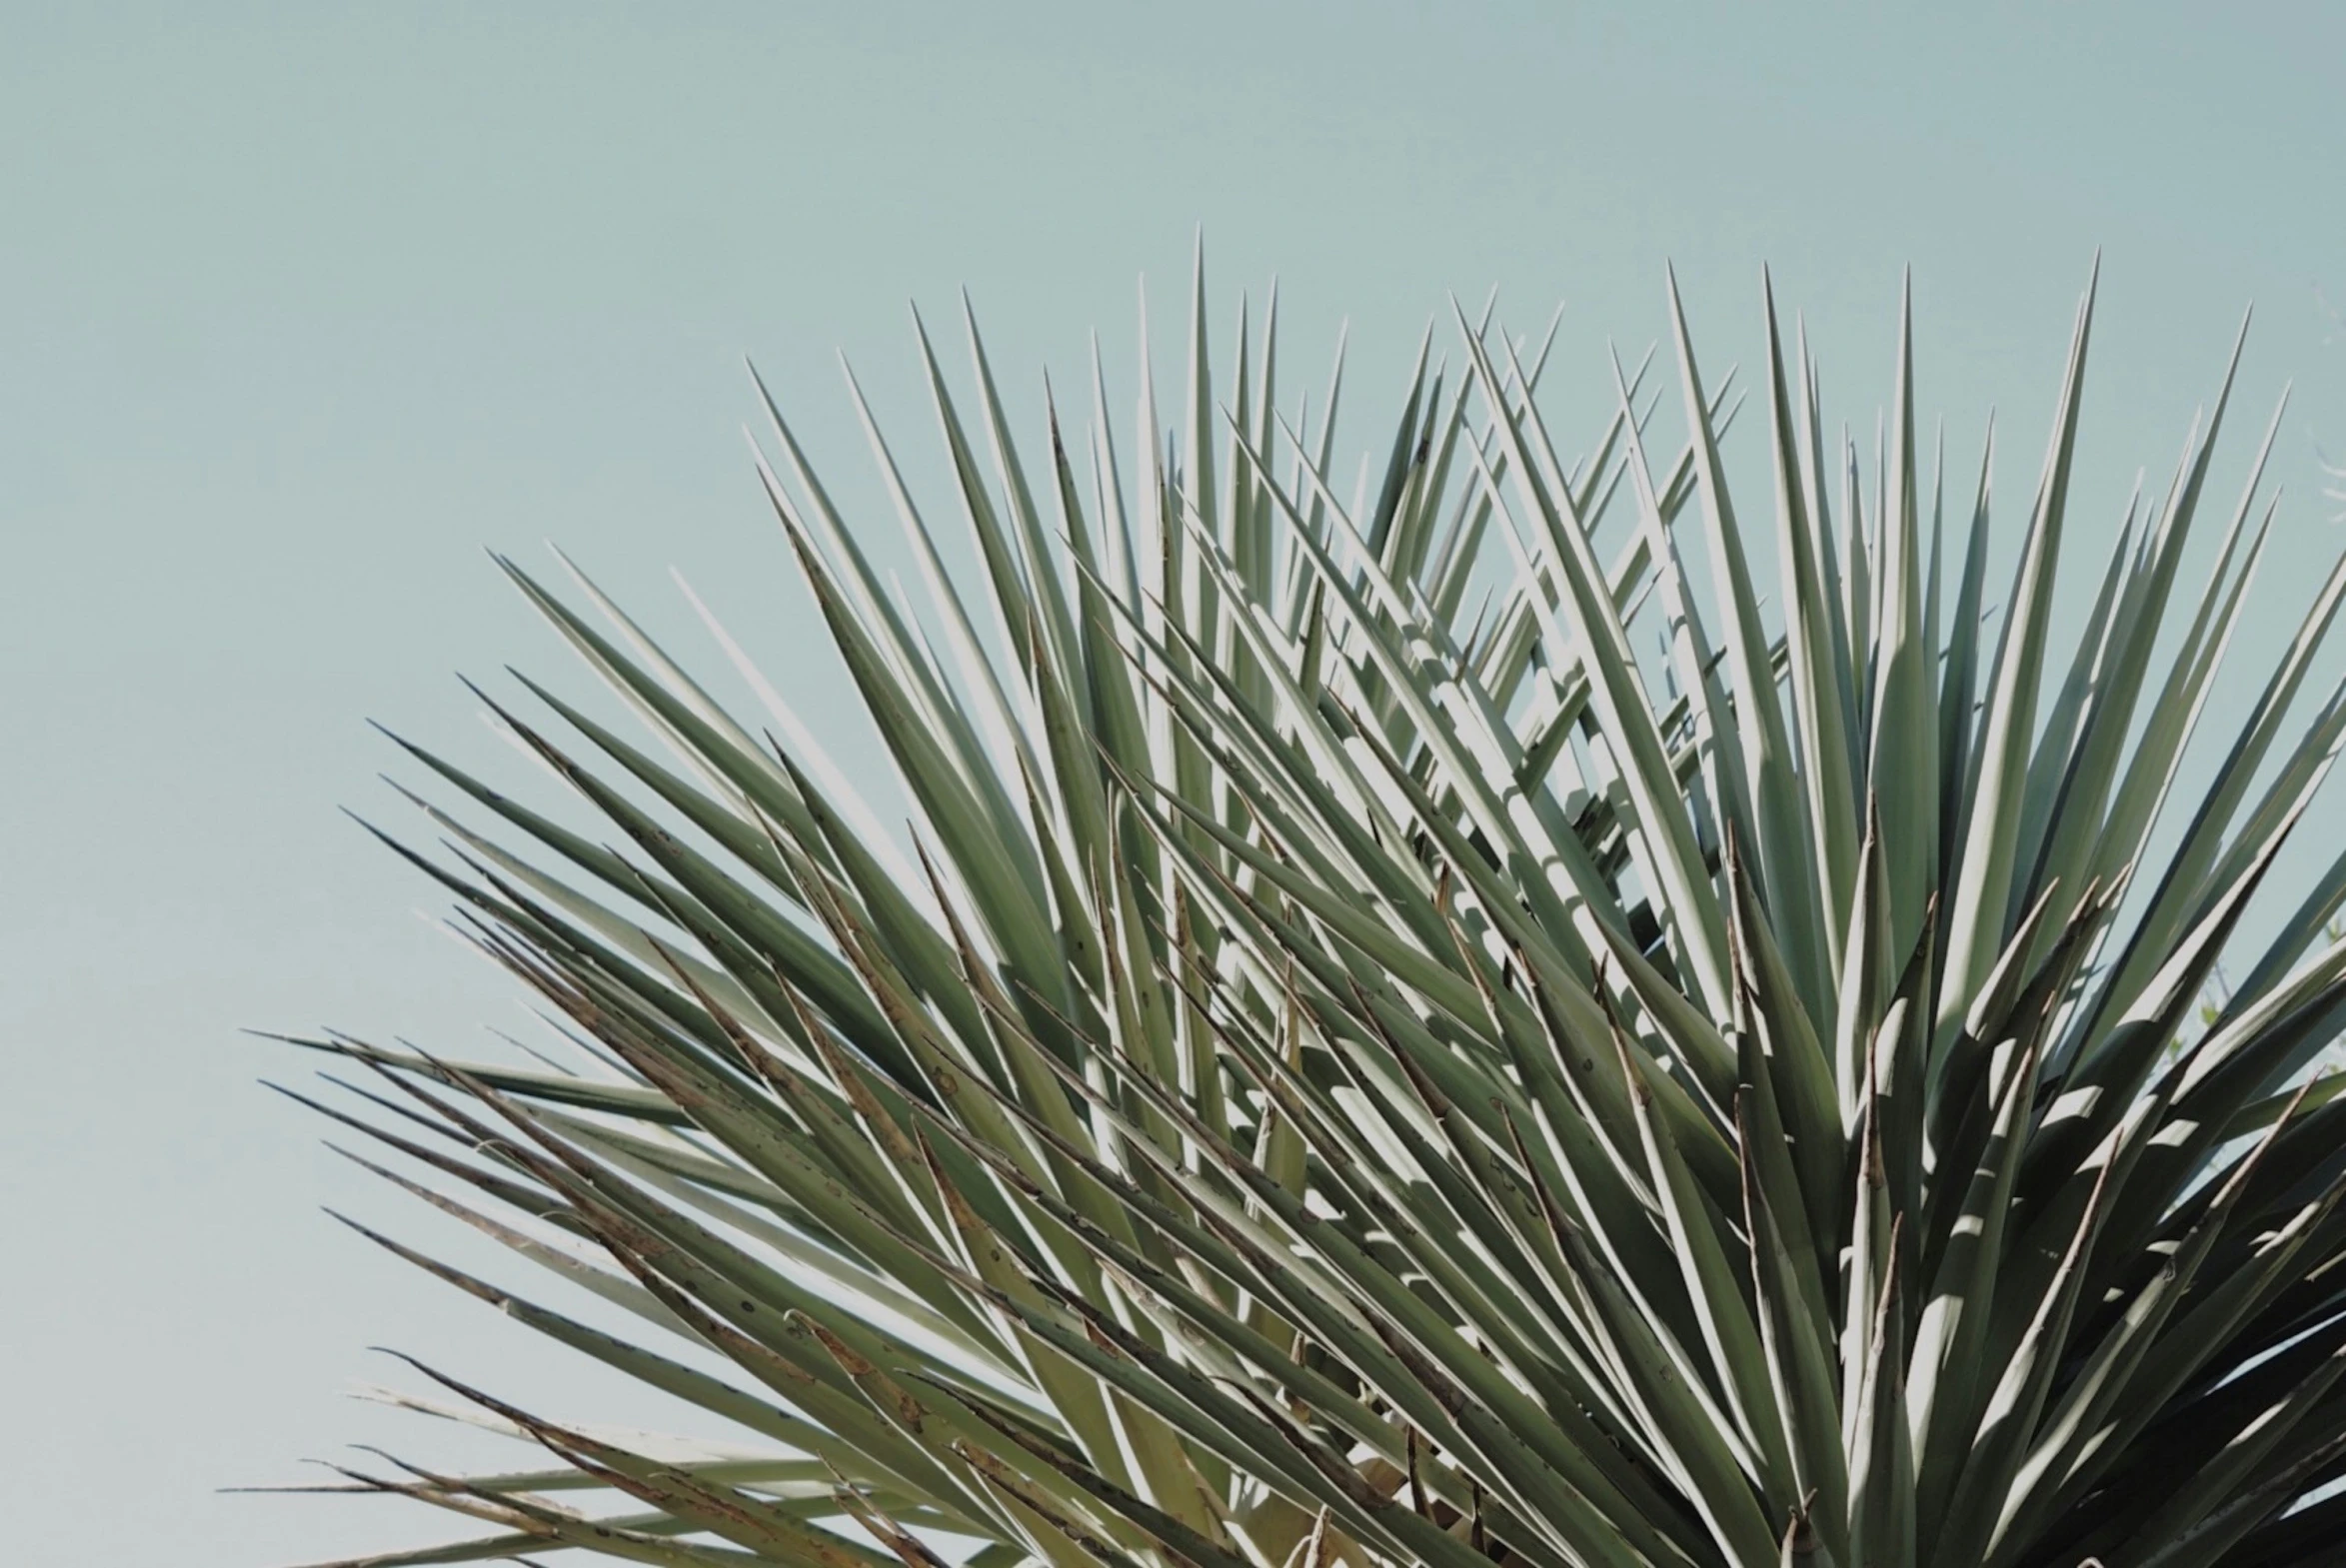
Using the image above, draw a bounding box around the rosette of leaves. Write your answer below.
[269,256,2346,1568]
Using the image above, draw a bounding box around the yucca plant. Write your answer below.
[269,255,2346,1568]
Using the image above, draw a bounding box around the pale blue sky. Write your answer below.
[6,5,2346,1563]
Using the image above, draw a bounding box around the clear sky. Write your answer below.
[6,4,2346,1563]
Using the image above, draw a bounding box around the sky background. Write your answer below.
[7,4,2346,1563]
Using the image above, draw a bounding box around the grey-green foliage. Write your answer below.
[272,256,2346,1568]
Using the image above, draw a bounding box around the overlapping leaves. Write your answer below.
[272,259,2346,1568]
